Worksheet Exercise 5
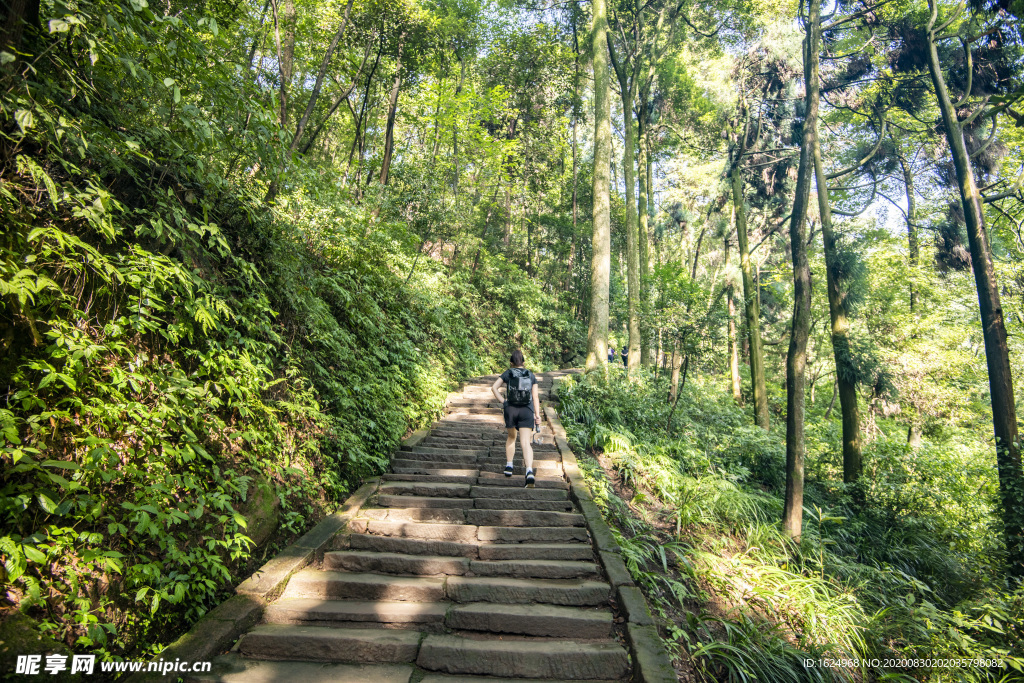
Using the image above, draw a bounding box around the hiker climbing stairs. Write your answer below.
[196,371,638,682]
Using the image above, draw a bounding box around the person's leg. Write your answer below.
[519,427,534,479]
[505,428,518,466]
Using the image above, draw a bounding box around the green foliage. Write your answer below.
[0,0,577,661]
[557,371,1024,681]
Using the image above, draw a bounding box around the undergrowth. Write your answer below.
[557,369,1024,682]
[0,0,581,665]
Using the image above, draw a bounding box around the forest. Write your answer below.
[0,0,1023,678]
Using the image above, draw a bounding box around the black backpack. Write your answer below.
[506,368,533,406]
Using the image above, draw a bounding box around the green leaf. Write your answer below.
[23,545,46,563]
[173,86,181,104]
[14,109,34,133]
[37,493,58,514]
[42,460,80,470]
[48,18,70,32]
[163,77,175,87]
[0,51,14,64]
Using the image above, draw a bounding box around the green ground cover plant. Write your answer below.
[557,370,1024,682]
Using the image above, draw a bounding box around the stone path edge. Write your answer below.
[126,468,386,682]
[545,377,677,683]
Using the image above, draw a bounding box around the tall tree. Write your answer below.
[607,29,640,374]
[730,166,770,429]
[923,0,1024,577]
[586,0,612,370]
[782,0,821,542]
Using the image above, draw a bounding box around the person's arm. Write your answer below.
[491,377,505,403]
[531,382,541,424]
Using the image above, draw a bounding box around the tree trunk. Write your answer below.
[900,155,919,313]
[638,110,652,367]
[1,0,39,53]
[925,4,1024,577]
[572,15,580,235]
[280,0,297,126]
[782,0,820,543]
[585,0,612,371]
[615,75,640,375]
[732,170,769,428]
[289,0,355,153]
[452,52,467,198]
[726,239,742,403]
[812,117,863,488]
[669,340,681,403]
[907,424,923,448]
[379,36,406,186]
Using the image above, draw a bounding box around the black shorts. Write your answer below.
[503,403,534,429]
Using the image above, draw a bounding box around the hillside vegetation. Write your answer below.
[0,0,577,659]
[558,371,1024,681]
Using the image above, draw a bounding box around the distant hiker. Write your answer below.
[491,349,541,487]
[608,347,616,364]
[621,348,628,366]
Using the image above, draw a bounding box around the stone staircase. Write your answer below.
[198,371,634,682]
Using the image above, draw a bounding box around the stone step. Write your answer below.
[380,481,472,498]
[266,598,448,627]
[476,473,568,489]
[281,569,445,602]
[407,448,562,462]
[285,571,609,607]
[468,558,599,580]
[383,473,568,490]
[377,495,475,509]
[470,486,568,500]
[393,459,561,474]
[348,532,480,558]
[478,464,563,477]
[193,654,414,683]
[472,499,576,512]
[476,526,591,543]
[447,400,502,408]
[354,520,589,544]
[416,439,558,452]
[391,467,480,478]
[326,551,470,576]
[477,543,594,561]
[325,551,597,580]
[350,520,481,543]
[429,427,492,437]
[446,576,610,606]
[431,427,506,437]
[416,635,629,680]
[398,450,482,464]
[383,473,478,485]
[413,440,495,451]
[446,603,613,638]
[471,458,564,469]
[361,507,468,524]
[349,533,590,561]
[237,624,421,663]
[439,412,506,421]
[465,510,584,527]
[410,446,491,457]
